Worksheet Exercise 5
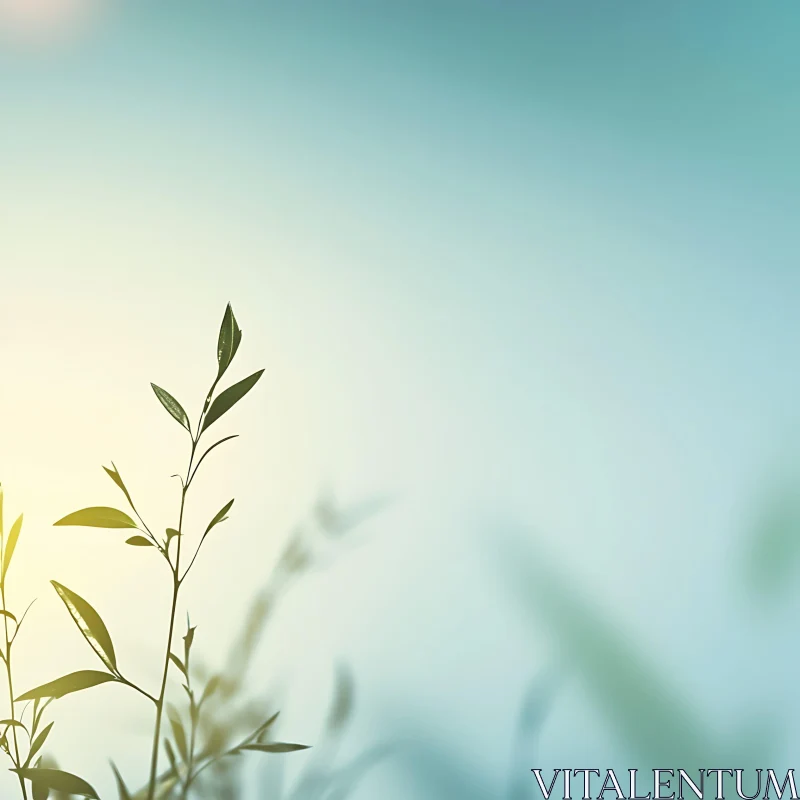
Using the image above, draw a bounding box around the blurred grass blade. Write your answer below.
[51,582,118,672]
[54,507,137,529]
[110,762,132,800]
[17,671,118,701]
[13,768,99,799]
[241,743,310,753]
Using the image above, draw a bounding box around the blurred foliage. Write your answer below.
[146,491,389,800]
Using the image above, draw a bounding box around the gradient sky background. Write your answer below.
[1,2,800,798]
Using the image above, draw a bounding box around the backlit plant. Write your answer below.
[15,305,310,799]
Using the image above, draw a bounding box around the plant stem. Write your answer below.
[1,583,28,800]
[146,438,197,800]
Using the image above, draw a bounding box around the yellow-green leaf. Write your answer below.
[54,507,136,529]
[51,582,117,672]
[16,671,117,702]
[0,513,22,580]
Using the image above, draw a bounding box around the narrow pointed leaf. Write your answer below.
[204,499,234,537]
[201,370,264,432]
[26,721,54,766]
[13,768,99,799]
[2,514,23,581]
[256,711,280,739]
[54,507,136,529]
[163,738,179,784]
[16,671,118,702]
[0,610,17,624]
[51,582,117,671]
[125,536,153,547]
[151,384,191,432]
[168,714,189,763]
[240,743,310,753]
[110,762,132,800]
[169,653,187,676]
[102,464,134,509]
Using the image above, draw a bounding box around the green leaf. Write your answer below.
[217,303,242,378]
[199,675,220,707]
[240,743,310,753]
[2,513,23,581]
[110,762,131,800]
[201,370,264,432]
[102,463,134,509]
[13,768,99,799]
[54,507,137,529]
[125,536,153,547]
[168,714,189,763]
[26,721,53,767]
[51,582,117,672]
[151,384,191,432]
[255,711,280,740]
[0,610,17,624]
[16,671,118,702]
[32,770,49,800]
[0,719,28,733]
[204,499,234,537]
[168,653,187,676]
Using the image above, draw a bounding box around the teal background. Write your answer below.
[1,2,800,797]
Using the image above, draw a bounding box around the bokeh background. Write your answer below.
[1,1,800,797]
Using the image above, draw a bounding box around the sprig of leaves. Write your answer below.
[44,303,301,800]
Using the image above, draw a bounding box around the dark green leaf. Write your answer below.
[125,536,153,547]
[2,514,23,581]
[201,370,264,432]
[204,499,234,537]
[13,768,99,799]
[151,384,191,432]
[16,671,118,702]
[217,303,242,378]
[54,507,136,529]
[26,721,54,766]
[102,463,134,509]
[110,762,131,800]
[51,582,117,672]
[240,743,310,753]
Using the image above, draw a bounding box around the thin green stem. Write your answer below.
[1,583,28,800]
[146,376,222,800]
[146,438,196,800]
